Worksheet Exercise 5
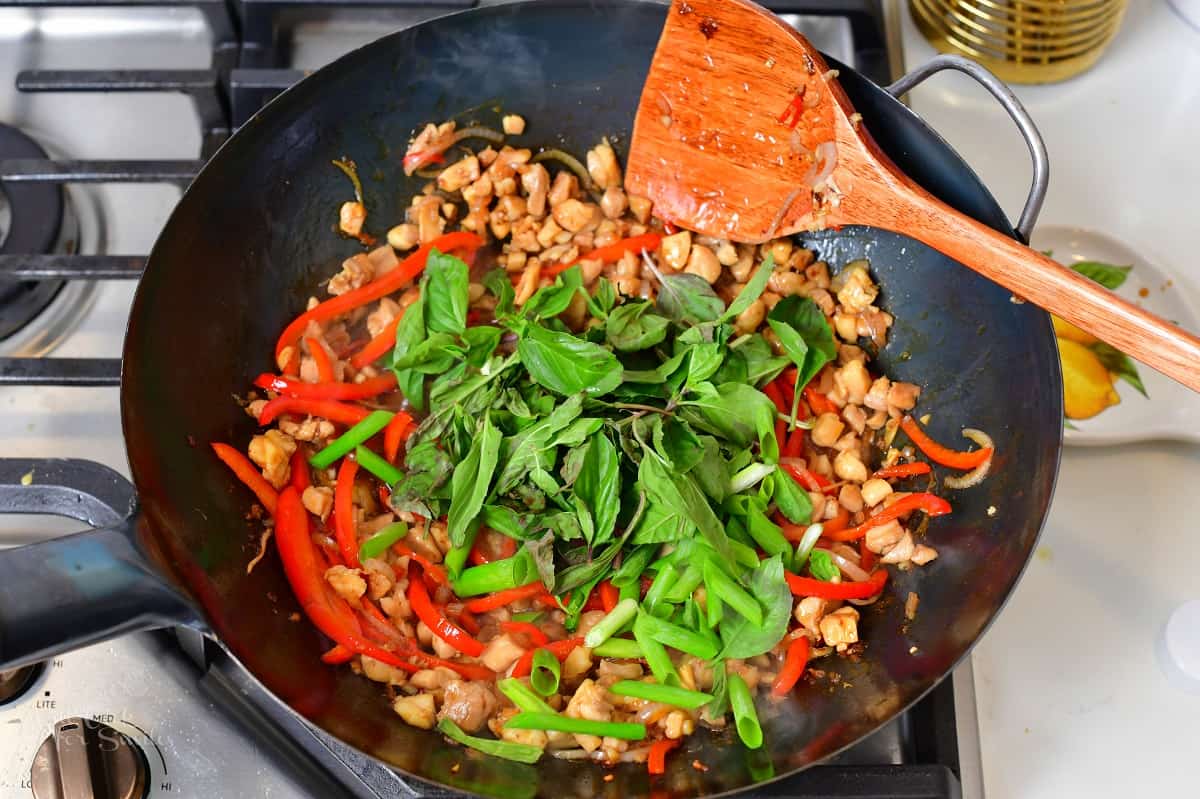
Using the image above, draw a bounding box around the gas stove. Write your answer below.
[0,1,979,797]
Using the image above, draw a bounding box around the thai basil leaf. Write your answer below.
[480,505,533,540]
[687,340,726,387]
[541,510,584,541]
[771,471,813,524]
[606,302,670,352]
[767,295,836,391]
[423,249,470,335]
[494,395,583,494]
[572,433,622,546]
[483,267,516,318]
[518,326,623,397]
[651,416,704,474]
[388,438,454,518]
[447,413,502,546]
[630,501,695,544]
[462,325,502,367]
[655,273,725,326]
[522,265,584,320]
[525,532,556,589]
[391,331,461,373]
[622,348,689,384]
[679,382,776,449]
[690,436,730,502]
[1091,342,1148,397]
[586,277,618,319]
[808,549,839,582]
[717,555,792,659]
[1070,260,1131,290]
[554,494,643,594]
[639,453,731,563]
[720,254,775,323]
[391,291,428,410]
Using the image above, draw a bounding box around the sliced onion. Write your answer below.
[828,542,861,565]
[532,147,597,193]
[451,126,505,145]
[944,428,994,489]
[802,141,838,191]
[637,702,670,724]
[794,523,824,566]
[762,187,803,240]
[817,547,871,583]
[550,749,592,761]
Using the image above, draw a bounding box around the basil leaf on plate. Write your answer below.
[462,325,502,367]
[1091,341,1148,397]
[1069,260,1131,290]
[640,453,731,563]
[679,382,776,449]
[630,501,695,544]
[518,325,623,396]
[423,249,470,335]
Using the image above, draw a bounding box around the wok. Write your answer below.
[0,2,1062,796]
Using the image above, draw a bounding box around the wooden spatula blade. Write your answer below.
[626,0,851,243]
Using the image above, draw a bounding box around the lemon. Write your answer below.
[1058,338,1120,419]
[1052,315,1100,346]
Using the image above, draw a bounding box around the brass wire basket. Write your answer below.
[909,0,1128,83]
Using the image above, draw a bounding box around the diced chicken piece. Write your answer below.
[279,415,336,444]
[663,710,695,739]
[502,114,526,135]
[793,597,829,638]
[564,679,614,753]
[437,680,499,733]
[857,308,893,343]
[386,223,419,251]
[860,478,893,508]
[880,531,915,564]
[767,238,793,264]
[586,140,622,189]
[865,519,905,554]
[597,660,643,681]
[536,217,564,249]
[514,260,543,306]
[366,297,402,339]
[839,483,864,513]
[247,429,296,489]
[480,633,527,674]
[768,270,805,296]
[820,606,860,650]
[489,146,532,181]
[835,359,872,405]
[548,171,578,206]
[403,122,456,176]
[562,645,594,681]
[430,634,458,660]
[911,544,939,565]
[393,692,436,729]
[402,522,444,564]
[409,666,457,691]
[362,655,408,685]
[519,162,550,218]
[599,186,628,219]
[685,244,722,284]
[366,243,399,276]
[842,403,867,435]
[325,565,366,602]
[379,583,412,621]
[437,155,480,193]
[887,381,921,412]
[301,485,334,521]
[659,231,692,271]
[494,708,549,747]
[833,449,869,483]
[725,660,762,692]
[809,288,836,316]
[835,264,878,313]
[428,520,451,555]
[361,557,395,599]
[552,198,598,232]
[339,202,366,238]
[811,412,846,448]
[864,376,891,412]
[575,611,607,638]
[329,253,374,296]
[627,193,653,224]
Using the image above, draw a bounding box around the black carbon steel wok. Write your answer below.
[0,2,1062,796]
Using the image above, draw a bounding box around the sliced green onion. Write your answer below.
[630,612,719,660]
[357,521,408,563]
[592,637,642,659]
[730,462,776,494]
[443,521,478,581]
[706,590,724,627]
[703,560,763,627]
[663,565,703,603]
[727,538,761,570]
[498,678,556,714]
[437,717,543,764]
[505,713,645,741]
[634,611,679,687]
[728,673,763,749]
[529,649,561,696]
[743,509,791,564]
[309,410,393,469]
[451,551,535,597]
[612,545,656,587]
[584,598,638,648]
[608,680,714,709]
[618,579,640,604]
[793,523,824,568]
[643,563,678,617]
[511,611,543,624]
[354,444,404,485]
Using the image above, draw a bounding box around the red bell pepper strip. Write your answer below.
[823,504,851,535]
[826,492,951,542]
[382,411,414,464]
[783,426,806,459]
[781,462,839,495]
[859,536,877,571]
[407,564,485,657]
[401,150,445,173]
[771,636,811,696]
[785,568,888,600]
[211,443,278,515]
[872,461,932,480]
[763,380,789,414]
[391,541,450,587]
[275,231,483,362]
[451,607,481,635]
[350,311,404,370]
[500,620,549,646]
[599,580,620,613]
[510,638,585,678]
[258,397,373,426]
[542,233,663,277]
[648,739,681,776]
[255,372,397,401]
[899,416,994,471]
[334,458,360,567]
[321,643,355,664]
[306,336,336,383]
[464,581,550,614]
[290,448,311,494]
[804,386,838,416]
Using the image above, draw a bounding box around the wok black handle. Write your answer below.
[0,459,200,671]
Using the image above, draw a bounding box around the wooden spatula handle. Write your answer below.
[895,194,1200,392]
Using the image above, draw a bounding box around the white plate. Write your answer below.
[1030,225,1200,446]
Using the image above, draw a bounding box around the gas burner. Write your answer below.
[0,123,98,357]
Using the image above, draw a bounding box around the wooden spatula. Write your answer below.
[625,0,1200,392]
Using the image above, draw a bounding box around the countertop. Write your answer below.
[888,0,1200,794]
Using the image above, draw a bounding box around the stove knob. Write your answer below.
[30,718,149,799]
[0,663,42,705]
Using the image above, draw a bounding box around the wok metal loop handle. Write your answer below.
[885,54,1048,243]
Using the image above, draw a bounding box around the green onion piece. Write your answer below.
[592,637,642,659]
[357,521,408,563]
[643,563,678,617]
[309,410,393,469]
[584,598,638,648]
[498,678,556,714]
[728,673,763,749]
[730,462,776,493]
[608,680,714,709]
[743,510,792,565]
[436,717,543,764]
[703,560,764,627]
[727,538,762,570]
[793,523,824,568]
[706,589,724,627]
[443,523,477,581]
[504,713,646,741]
[618,579,640,604]
[511,611,543,624]
[634,611,679,687]
[354,444,404,485]
[663,565,704,604]
[452,550,535,597]
[529,649,561,696]
[630,612,719,660]
[612,545,656,587]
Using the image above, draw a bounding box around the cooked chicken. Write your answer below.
[438,680,499,733]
